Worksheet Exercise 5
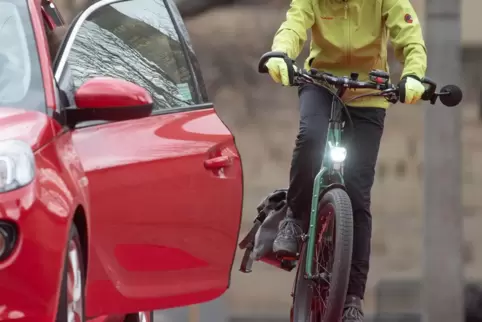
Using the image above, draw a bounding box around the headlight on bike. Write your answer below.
[0,140,35,193]
[329,146,347,163]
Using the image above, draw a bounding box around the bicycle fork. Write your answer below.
[304,119,345,280]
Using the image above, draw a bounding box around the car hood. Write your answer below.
[0,108,54,151]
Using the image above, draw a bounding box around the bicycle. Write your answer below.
[238,51,463,322]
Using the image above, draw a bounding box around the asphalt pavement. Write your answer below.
[154,297,228,322]
[152,297,385,322]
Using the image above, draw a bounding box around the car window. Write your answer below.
[166,0,208,102]
[61,0,199,112]
[167,0,192,51]
[0,0,45,110]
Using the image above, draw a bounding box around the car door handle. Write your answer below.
[204,156,233,170]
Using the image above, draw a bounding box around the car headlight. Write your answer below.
[0,140,35,193]
[329,146,347,163]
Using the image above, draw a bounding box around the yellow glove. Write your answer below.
[265,57,291,86]
[399,76,426,104]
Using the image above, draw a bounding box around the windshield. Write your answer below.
[0,0,45,110]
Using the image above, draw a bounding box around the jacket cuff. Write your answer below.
[401,74,421,82]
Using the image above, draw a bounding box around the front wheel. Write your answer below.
[56,224,86,322]
[292,188,353,322]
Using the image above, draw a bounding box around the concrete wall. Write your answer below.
[411,0,482,46]
[461,0,482,46]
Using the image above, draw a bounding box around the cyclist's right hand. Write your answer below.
[265,57,291,86]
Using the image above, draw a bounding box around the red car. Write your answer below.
[0,0,243,321]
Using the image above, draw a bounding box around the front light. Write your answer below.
[330,146,347,163]
[0,140,35,193]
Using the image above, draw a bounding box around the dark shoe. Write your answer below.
[342,295,364,322]
[272,215,302,258]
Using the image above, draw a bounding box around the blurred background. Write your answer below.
[174,0,482,321]
[53,0,482,320]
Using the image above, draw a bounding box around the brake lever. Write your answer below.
[293,75,311,86]
[379,87,399,104]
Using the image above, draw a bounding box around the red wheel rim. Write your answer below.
[310,204,335,321]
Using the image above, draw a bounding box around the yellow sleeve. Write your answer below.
[271,0,315,60]
[383,0,427,79]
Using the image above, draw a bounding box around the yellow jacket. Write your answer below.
[272,0,427,108]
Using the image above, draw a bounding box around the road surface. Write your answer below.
[154,297,228,322]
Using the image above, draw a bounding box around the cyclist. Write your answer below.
[263,0,427,321]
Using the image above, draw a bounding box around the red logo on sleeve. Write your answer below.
[404,14,413,23]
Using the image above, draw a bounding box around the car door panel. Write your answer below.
[53,0,243,316]
[71,108,242,315]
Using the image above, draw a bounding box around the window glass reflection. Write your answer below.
[67,0,197,112]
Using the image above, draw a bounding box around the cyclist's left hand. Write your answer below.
[398,76,425,104]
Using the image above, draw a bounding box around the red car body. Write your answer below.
[0,0,243,320]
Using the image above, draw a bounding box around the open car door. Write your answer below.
[53,0,243,316]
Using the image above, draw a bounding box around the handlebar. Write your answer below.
[258,51,462,107]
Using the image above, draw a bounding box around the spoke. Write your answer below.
[310,205,336,318]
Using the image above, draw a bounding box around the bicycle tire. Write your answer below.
[291,188,353,322]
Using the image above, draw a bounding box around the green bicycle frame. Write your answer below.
[304,95,346,279]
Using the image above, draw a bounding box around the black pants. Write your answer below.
[287,84,386,299]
